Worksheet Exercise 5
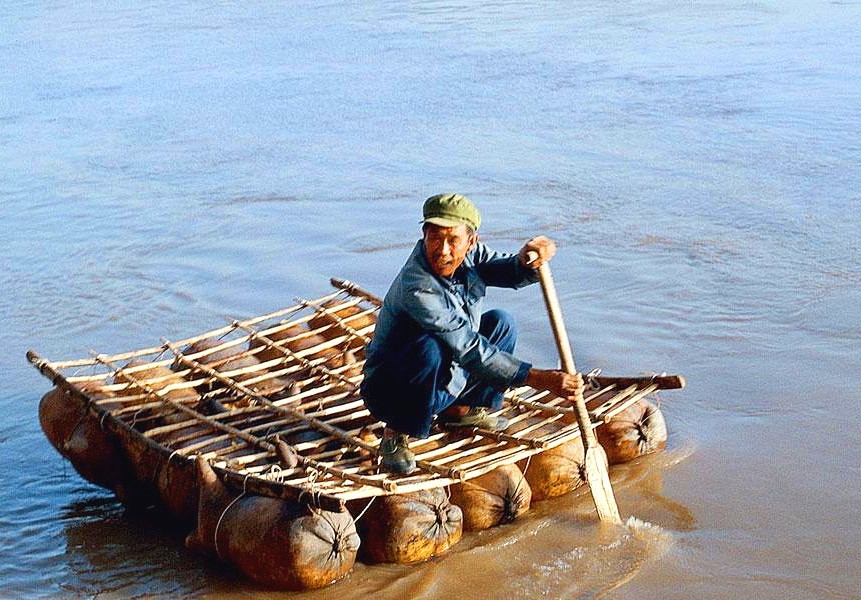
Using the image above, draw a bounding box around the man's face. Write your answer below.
[423,223,477,278]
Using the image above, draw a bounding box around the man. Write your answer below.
[361,193,585,474]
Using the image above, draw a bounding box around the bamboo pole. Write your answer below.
[232,321,358,390]
[329,278,384,307]
[297,297,373,345]
[164,339,465,482]
[93,354,264,449]
[99,351,406,493]
[26,349,348,511]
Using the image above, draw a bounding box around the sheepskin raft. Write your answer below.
[29,278,684,589]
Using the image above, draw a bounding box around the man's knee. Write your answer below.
[480,309,518,347]
[405,333,449,383]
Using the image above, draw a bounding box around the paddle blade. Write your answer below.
[584,444,622,524]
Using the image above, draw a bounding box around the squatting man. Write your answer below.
[361,193,585,474]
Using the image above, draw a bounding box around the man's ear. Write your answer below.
[468,232,479,250]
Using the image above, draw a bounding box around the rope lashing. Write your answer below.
[214,473,251,562]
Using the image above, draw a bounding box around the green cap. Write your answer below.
[422,193,481,231]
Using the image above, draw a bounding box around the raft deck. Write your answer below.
[28,278,683,513]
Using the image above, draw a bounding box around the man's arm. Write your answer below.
[525,368,584,400]
[474,236,558,288]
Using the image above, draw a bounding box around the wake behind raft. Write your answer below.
[30,278,685,590]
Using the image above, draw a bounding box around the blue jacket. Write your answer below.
[364,240,537,398]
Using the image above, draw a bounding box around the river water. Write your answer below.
[2,1,859,598]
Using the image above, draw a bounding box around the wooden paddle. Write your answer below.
[528,251,622,524]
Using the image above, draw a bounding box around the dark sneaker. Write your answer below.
[379,433,416,475]
[448,407,510,432]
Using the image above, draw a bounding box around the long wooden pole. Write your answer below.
[529,252,622,524]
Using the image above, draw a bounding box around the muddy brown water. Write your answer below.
[2,1,860,598]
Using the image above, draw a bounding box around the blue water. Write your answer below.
[2,2,860,598]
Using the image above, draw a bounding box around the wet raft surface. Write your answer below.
[28,278,679,513]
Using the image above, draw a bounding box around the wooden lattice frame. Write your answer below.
[28,278,683,512]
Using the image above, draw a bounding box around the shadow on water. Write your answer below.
[57,496,227,598]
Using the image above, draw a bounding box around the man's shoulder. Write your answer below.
[385,242,441,301]
[394,260,442,296]
[470,241,504,263]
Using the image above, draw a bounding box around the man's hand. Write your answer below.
[525,368,584,400]
[518,235,557,268]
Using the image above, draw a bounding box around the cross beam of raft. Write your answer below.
[94,352,397,494]
[162,339,468,484]
[26,349,346,511]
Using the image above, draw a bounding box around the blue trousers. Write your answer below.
[362,309,518,438]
